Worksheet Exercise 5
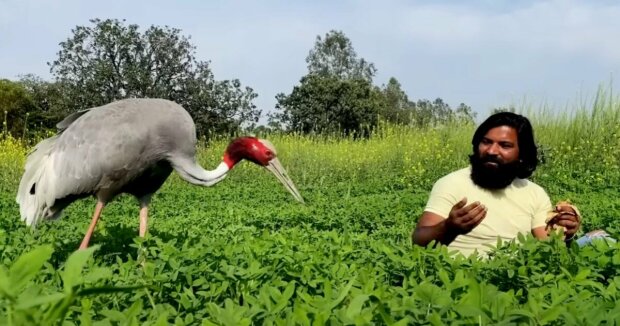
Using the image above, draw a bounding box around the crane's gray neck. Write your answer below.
[172,158,230,186]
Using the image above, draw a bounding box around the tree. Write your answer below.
[270,30,382,136]
[272,75,382,137]
[305,30,376,82]
[380,77,414,125]
[176,62,259,139]
[17,74,71,131]
[491,106,516,115]
[454,103,477,125]
[270,29,476,135]
[48,18,259,140]
[0,79,36,137]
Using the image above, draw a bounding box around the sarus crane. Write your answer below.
[16,98,304,249]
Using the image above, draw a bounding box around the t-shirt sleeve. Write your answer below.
[424,175,459,219]
[531,186,552,229]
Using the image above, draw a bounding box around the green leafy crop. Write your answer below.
[1,102,620,324]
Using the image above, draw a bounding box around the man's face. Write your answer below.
[470,125,521,189]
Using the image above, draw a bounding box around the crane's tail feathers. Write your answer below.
[16,135,59,228]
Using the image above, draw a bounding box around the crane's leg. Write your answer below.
[137,196,152,268]
[79,200,106,250]
[139,205,149,237]
[139,196,151,238]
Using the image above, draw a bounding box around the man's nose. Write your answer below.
[485,143,500,155]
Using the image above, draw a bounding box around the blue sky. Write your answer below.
[1,0,619,124]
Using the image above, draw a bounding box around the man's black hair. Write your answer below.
[470,111,539,179]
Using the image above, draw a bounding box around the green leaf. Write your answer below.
[456,304,486,318]
[437,268,452,288]
[508,308,536,319]
[100,309,127,322]
[574,268,591,282]
[273,282,296,313]
[62,246,98,291]
[325,278,355,311]
[8,245,53,294]
[0,266,12,299]
[415,282,451,306]
[155,311,170,326]
[540,305,564,324]
[83,267,112,284]
[15,292,65,310]
[77,285,147,297]
[345,294,369,319]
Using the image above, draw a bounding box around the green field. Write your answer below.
[2,91,620,325]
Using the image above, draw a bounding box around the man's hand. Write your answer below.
[412,197,487,247]
[548,213,580,239]
[445,197,488,235]
[545,201,581,240]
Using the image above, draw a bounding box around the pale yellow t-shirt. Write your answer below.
[423,166,552,258]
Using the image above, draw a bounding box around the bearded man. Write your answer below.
[411,112,596,258]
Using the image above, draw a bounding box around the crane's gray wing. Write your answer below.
[17,106,128,225]
[48,108,159,202]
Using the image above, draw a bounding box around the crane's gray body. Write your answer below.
[16,98,203,227]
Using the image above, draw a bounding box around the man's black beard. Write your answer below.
[469,154,520,190]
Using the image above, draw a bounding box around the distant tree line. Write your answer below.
[268,30,477,137]
[1,19,476,141]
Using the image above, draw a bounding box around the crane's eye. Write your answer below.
[265,150,273,159]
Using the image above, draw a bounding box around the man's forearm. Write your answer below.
[412,220,459,247]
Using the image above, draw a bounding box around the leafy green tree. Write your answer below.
[491,106,517,115]
[409,98,453,127]
[306,30,376,82]
[454,103,477,125]
[48,18,259,139]
[271,30,381,136]
[272,75,382,137]
[0,79,36,136]
[378,78,477,128]
[270,29,477,134]
[380,77,414,125]
[17,74,70,131]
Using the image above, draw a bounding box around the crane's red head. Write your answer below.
[223,137,276,167]
[223,136,304,203]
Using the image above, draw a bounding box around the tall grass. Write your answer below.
[3,82,620,195]
[519,82,620,146]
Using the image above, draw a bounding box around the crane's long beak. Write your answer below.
[265,157,305,203]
